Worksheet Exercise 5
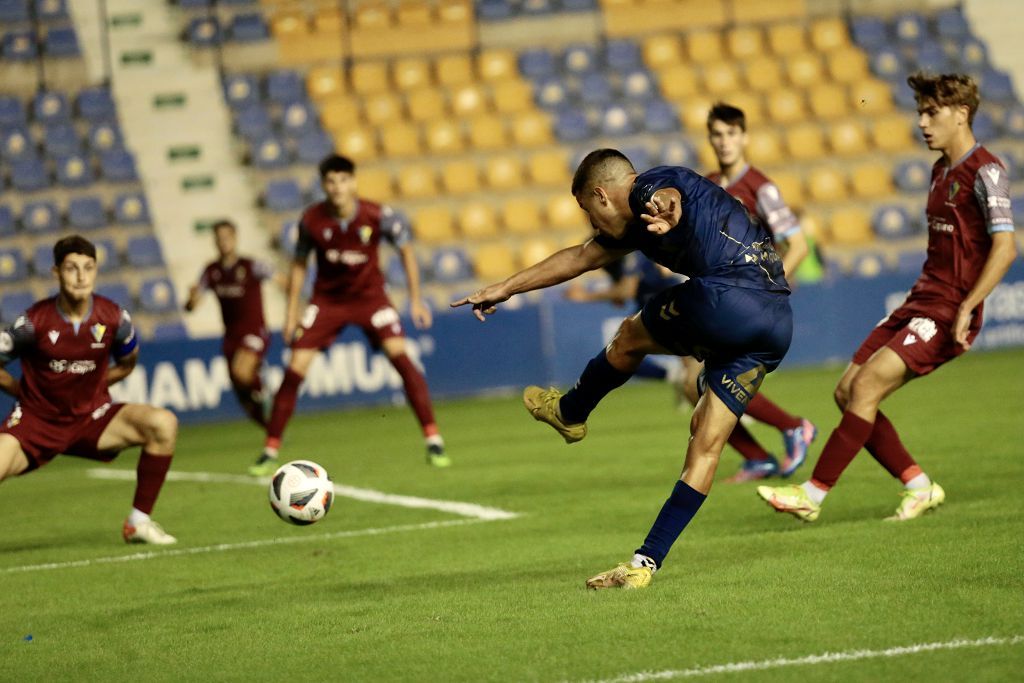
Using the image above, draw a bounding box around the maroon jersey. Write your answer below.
[913,144,1014,309]
[0,295,136,421]
[294,199,412,302]
[198,257,270,337]
[706,165,800,241]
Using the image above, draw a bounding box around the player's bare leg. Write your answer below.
[382,337,449,467]
[253,347,317,475]
[230,348,266,427]
[97,404,179,544]
[0,434,30,482]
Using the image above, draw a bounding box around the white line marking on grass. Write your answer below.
[577,635,1024,682]
[3,518,485,574]
[87,468,520,521]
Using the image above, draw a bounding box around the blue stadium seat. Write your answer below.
[35,0,69,21]
[895,249,925,274]
[229,13,269,42]
[913,42,951,74]
[518,48,556,80]
[562,43,598,75]
[32,90,70,124]
[621,69,656,101]
[114,192,151,225]
[2,31,37,61]
[520,0,555,16]
[578,72,613,106]
[0,247,27,283]
[430,246,473,283]
[603,39,641,72]
[972,110,997,142]
[958,39,989,71]
[892,158,931,192]
[265,69,305,104]
[554,108,592,142]
[870,47,904,83]
[600,103,634,136]
[152,321,189,341]
[850,16,888,51]
[935,7,969,40]
[264,178,304,212]
[21,200,59,233]
[250,136,290,169]
[1002,104,1024,138]
[93,238,118,272]
[99,149,137,182]
[223,74,259,110]
[642,99,677,134]
[385,254,408,287]
[0,205,13,237]
[139,277,177,313]
[893,12,929,44]
[1012,196,1024,224]
[31,243,52,276]
[10,157,50,192]
[68,195,106,231]
[280,101,318,137]
[534,76,569,109]
[178,0,211,7]
[980,68,1016,104]
[851,251,887,279]
[44,26,79,56]
[126,235,164,268]
[1,289,34,322]
[185,17,220,46]
[0,95,26,129]
[658,138,696,167]
[560,0,596,10]
[295,130,333,165]
[892,81,917,110]
[76,86,116,122]
[55,153,94,188]
[619,144,651,173]
[236,105,273,142]
[96,281,131,308]
[477,0,512,20]
[305,173,325,202]
[277,219,298,255]
[1,126,35,160]
[87,121,123,151]
[872,205,914,239]
[0,0,29,22]
[43,122,81,155]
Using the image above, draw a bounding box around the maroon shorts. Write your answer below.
[223,328,270,362]
[292,295,405,351]
[1,402,126,472]
[851,301,979,376]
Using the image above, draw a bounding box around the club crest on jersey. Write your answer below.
[235,265,245,281]
[359,225,373,245]
[323,228,333,240]
[47,330,59,345]
[90,323,106,343]
[947,181,960,202]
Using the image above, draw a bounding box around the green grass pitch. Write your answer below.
[2,349,1023,681]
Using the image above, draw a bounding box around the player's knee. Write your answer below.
[148,408,178,445]
[229,368,254,389]
[833,384,850,410]
[682,372,699,405]
[848,371,884,407]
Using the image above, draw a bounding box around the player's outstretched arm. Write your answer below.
[399,243,432,330]
[107,348,138,386]
[451,240,621,321]
[953,231,1018,349]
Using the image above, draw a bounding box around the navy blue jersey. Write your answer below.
[595,166,789,294]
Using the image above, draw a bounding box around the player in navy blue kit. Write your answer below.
[453,149,792,588]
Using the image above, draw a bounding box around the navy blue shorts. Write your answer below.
[640,279,792,416]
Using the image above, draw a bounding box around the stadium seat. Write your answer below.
[236,106,273,141]
[642,100,678,134]
[185,17,220,47]
[578,72,614,107]
[718,91,762,126]
[405,88,447,122]
[848,78,892,115]
[250,137,290,169]
[457,202,499,239]
[229,13,269,42]
[467,115,508,151]
[562,43,598,74]
[893,11,929,44]
[436,54,474,87]
[98,149,137,183]
[478,48,517,82]
[971,110,998,142]
[379,121,420,158]
[44,26,79,56]
[2,31,37,61]
[68,195,106,231]
[295,130,334,165]
[872,114,914,152]
[472,243,516,281]
[686,30,721,63]
[915,43,951,74]
[768,170,804,209]
[658,138,697,167]
[31,244,52,277]
[784,123,826,161]
[33,91,69,125]
[424,119,464,154]
[484,155,524,191]
[600,104,634,136]
[519,237,558,269]
[333,126,378,161]
[872,205,914,239]
[528,149,570,187]
[870,47,904,84]
[76,86,116,122]
[808,83,848,120]
[1,289,34,322]
[679,95,715,130]
[980,68,1016,104]
[850,251,887,278]
[126,236,164,268]
[364,92,403,126]
[511,111,553,146]
[518,48,556,80]
[807,166,847,203]
[43,122,80,156]
[809,17,849,52]
[935,6,969,39]
[742,59,782,93]
[87,121,122,152]
[545,194,585,230]
[431,246,473,282]
[829,207,873,245]
[725,25,763,61]
[703,62,741,95]
[355,167,392,201]
[96,282,132,308]
[766,22,806,56]
[55,153,94,187]
[10,158,50,192]
[554,108,593,142]
[0,248,28,283]
[265,69,306,104]
[306,66,345,102]
[893,158,932,192]
[604,39,642,72]
[0,205,13,237]
[264,179,303,212]
[827,119,868,157]
[492,80,534,114]
[92,238,118,272]
[621,69,657,102]
[851,161,893,198]
[280,101,319,137]
[139,278,177,313]
[958,38,989,72]
[765,89,806,125]
[850,16,888,51]
[502,199,543,235]
[785,53,824,89]
[894,249,926,275]
[0,95,25,129]
[396,164,437,199]
[827,47,869,84]
[390,58,430,92]
[0,0,30,22]
[411,205,456,244]
[1,126,33,160]
[152,322,189,342]
[451,84,489,117]
[441,159,481,195]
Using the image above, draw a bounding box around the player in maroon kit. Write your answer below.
[249,154,449,475]
[0,235,179,544]
[759,73,1017,522]
[683,103,817,483]
[185,220,271,427]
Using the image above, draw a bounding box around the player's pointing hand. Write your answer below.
[450,284,510,322]
[640,194,680,235]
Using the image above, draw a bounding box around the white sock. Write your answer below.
[631,553,657,573]
[801,481,828,505]
[128,508,151,527]
[904,472,931,490]
[263,446,279,459]
[426,434,444,448]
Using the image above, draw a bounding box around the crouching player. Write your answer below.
[0,235,179,544]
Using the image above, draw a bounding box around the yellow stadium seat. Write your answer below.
[313,6,345,30]
[872,114,915,152]
[767,169,804,209]
[320,95,362,129]
[767,22,806,56]
[743,59,783,93]
[809,16,849,52]
[438,0,472,23]
[392,57,432,91]
[849,78,893,115]
[680,94,715,130]
[808,83,849,120]
[829,119,869,156]
[725,25,764,60]
[766,88,806,124]
[467,115,507,150]
[412,205,456,244]
[484,155,524,191]
[829,207,873,245]
[827,47,869,84]
[380,121,421,157]
[353,1,391,29]
[478,48,517,82]
[435,54,474,87]
[519,238,559,269]
[473,243,516,281]
[502,199,543,235]
[785,123,827,161]
[450,83,489,117]
[492,80,533,114]
[687,30,722,63]
[528,149,570,187]
[546,194,587,230]
[659,64,700,101]
[697,143,718,170]
[851,161,894,198]
[799,211,824,240]
[270,9,307,37]
[396,0,432,26]
[718,91,763,127]
[307,66,345,101]
[350,61,390,95]
[642,35,684,69]
[333,126,378,162]
[424,119,464,154]
[511,111,553,147]
[703,62,741,96]
[458,203,500,239]
[356,167,393,201]
[441,159,481,195]
[807,166,848,203]
[730,0,806,23]
[785,52,824,89]
[363,92,403,126]
[406,88,447,122]
[746,127,783,166]
[396,164,437,199]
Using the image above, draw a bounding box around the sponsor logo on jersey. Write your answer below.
[719,364,765,406]
[324,249,369,265]
[359,225,373,245]
[49,359,98,374]
[48,330,59,345]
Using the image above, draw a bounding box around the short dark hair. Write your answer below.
[707,102,746,132]
[53,234,96,266]
[212,219,236,233]
[907,72,980,124]
[318,154,356,179]
[571,148,635,196]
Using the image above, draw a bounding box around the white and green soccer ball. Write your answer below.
[268,460,334,525]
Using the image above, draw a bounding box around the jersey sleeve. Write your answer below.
[0,314,35,365]
[113,308,139,359]
[754,182,801,241]
[973,162,1015,233]
[380,205,413,247]
[293,219,316,261]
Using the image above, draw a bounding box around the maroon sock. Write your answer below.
[133,451,172,515]
[233,380,266,427]
[266,368,304,441]
[728,423,773,461]
[744,393,802,431]
[390,353,437,435]
[810,411,874,489]
[864,410,918,480]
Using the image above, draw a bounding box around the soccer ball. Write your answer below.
[268,460,334,525]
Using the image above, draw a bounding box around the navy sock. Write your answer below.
[636,480,708,567]
[633,358,668,380]
[558,349,634,424]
